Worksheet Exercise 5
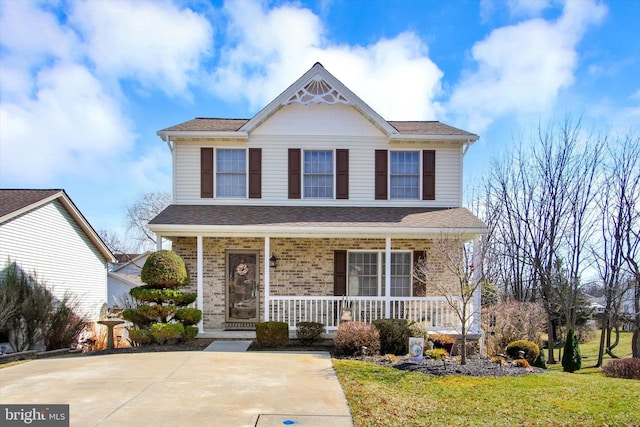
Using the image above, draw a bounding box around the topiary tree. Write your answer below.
[122,250,200,344]
[562,329,582,373]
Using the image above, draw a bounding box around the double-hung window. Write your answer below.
[304,150,333,198]
[347,251,412,296]
[390,151,420,199]
[216,149,246,198]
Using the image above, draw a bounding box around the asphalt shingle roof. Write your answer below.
[0,189,61,219]
[150,205,486,230]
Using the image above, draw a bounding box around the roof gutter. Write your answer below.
[389,134,479,142]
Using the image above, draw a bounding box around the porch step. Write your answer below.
[203,340,253,352]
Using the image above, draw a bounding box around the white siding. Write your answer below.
[0,200,108,321]
[173,103,463,207]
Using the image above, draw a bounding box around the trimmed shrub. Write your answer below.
[136,304,176,323]
[334,321,380,356]
[506,340,540,364]
[514,359,531,368]
[296,322,325,346]
[175,308,202,326]
[601,358,640,380]
[130,287,197,305]
[562,329,582,373]
[425,348,449,360]
[122,308,153,328]
[373,319,412,355]
[183,325,199,341]
[150,322,184,345]
[141,250,190,287]
[532,349,547,369]
[256,321,289,348]
[128,328,154,346]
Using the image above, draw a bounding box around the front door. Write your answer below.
[226,251,259,324]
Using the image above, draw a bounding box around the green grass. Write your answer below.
[547,331,633,375]
[334,332,640,427]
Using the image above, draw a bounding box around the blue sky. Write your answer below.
[1,0,639,249]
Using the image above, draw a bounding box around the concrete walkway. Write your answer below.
[0,351,353,426]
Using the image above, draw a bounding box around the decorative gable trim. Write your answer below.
[284,75,351,106]
[239,63,398,136]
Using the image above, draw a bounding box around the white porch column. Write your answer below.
[385,237,392,318]
[156,234,163,251]
[264,236,270,321]
[197,235,204,333]
[471,237,482,334]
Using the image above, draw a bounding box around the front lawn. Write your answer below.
[334,359,640,426]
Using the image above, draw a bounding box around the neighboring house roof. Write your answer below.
[0,189,116,263]
[108,252,150,288]
[157,63,479,142]
[149,205,486,239]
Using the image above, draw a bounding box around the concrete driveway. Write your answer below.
[0,351,353,426]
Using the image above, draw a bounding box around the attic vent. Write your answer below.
[284,76,351,106]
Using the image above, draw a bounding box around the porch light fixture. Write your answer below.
[269,253,278,268]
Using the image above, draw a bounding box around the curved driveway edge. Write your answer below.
[0,351,353,426]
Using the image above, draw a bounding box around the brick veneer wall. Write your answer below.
[173,236,460,329]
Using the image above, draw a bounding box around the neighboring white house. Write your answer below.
[107,252,150,307]
[0,189,115,321]
[149,63,487,335]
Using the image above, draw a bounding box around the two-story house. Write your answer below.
[149,63,486,336]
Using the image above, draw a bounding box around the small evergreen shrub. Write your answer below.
[183,325,199,341]
[141,250,190,287]
[601,358,640,380]
[408,322,429,341]
[334,321,380,356]
[175,308,202,326]
[150,322,184,345]
[128,328,154,346]
[514,359,530,368]
[121,309,152,328]
[296,322,325,346]
[426,348,449,360]
[136,304,176,323]
[431,334,456,354]
[532,349,547,369]
[373,318,411,355]
[130,287,196,305]
[506,340,540,364]
[561,329,582,373]
[256,321,289,348]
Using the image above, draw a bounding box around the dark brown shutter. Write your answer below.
[288,149,301,199]
[375,150,388,200]
[423,150,436,200]
[248,148,262,199]
[412,250,427,296]
[336,149,349,199]
[200,147,214,198]
[334,250,347,296]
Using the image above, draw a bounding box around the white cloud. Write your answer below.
[210,0,443,120]
[450,0,607,133]
[71,0,213,96]
[0,64,135,183]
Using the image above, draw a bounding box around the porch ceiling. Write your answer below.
[148,205,487,239]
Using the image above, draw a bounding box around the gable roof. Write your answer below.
[0,189,116,263]
[157,63,479,143]
[149,205,486,240]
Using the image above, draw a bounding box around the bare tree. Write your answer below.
[414,236,479,365]
[594,133,640,362]
[125,191,171,252]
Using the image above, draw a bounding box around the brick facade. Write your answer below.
[173,236,459,330]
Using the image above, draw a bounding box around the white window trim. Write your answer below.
[302,149,335,200]
[346,250,413,297]
[389,150,422,200]
[215,147,248,199]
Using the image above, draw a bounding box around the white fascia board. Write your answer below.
[148,224,487,240]
[388,134,479,142]
[156,130,249,141]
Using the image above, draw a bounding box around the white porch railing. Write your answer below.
[267,296,477,334]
